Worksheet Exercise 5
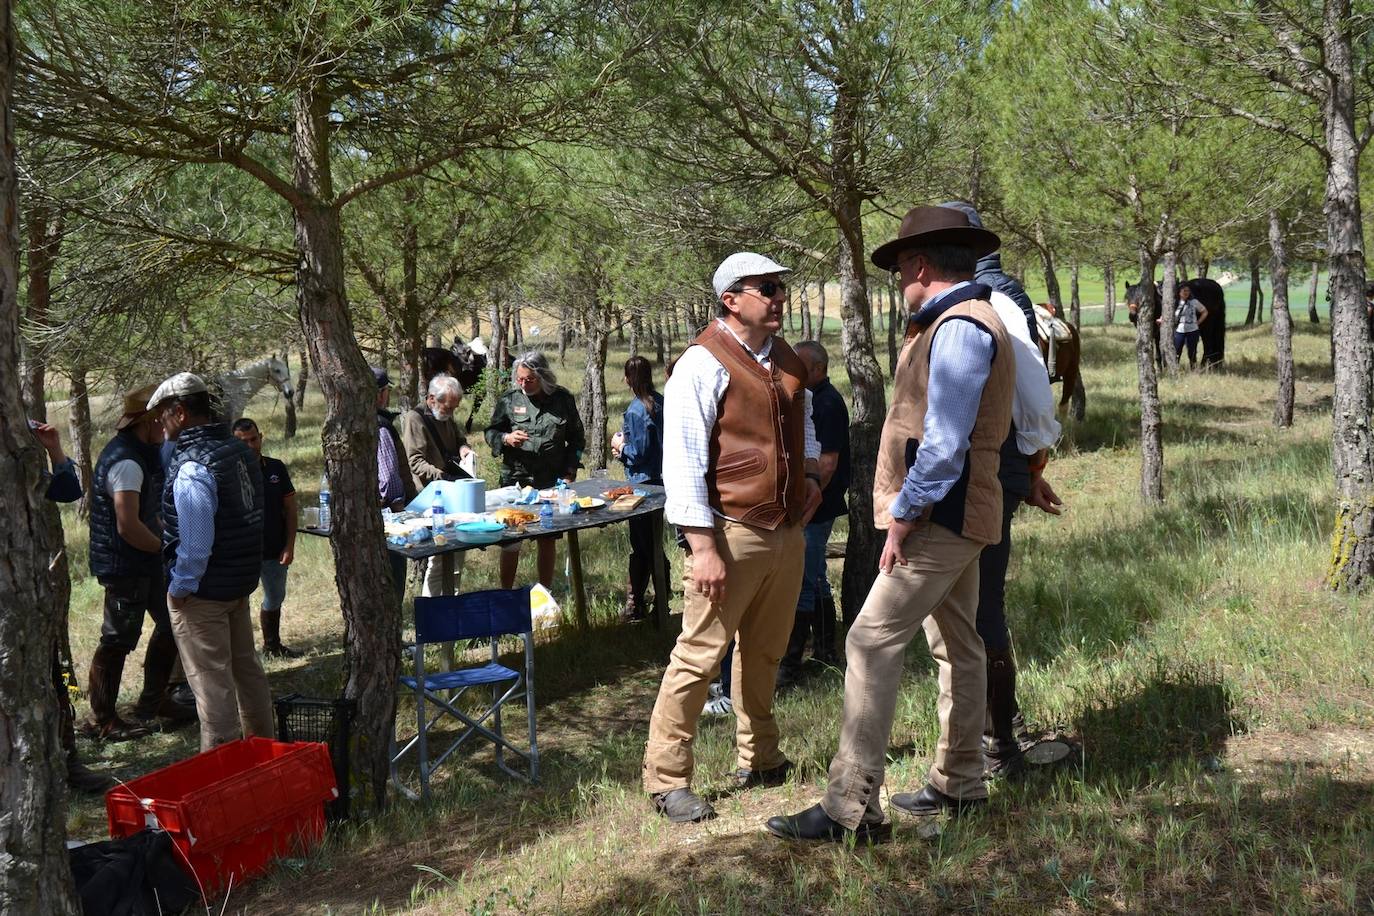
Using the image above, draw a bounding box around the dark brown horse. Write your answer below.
[1035,303,1083,415]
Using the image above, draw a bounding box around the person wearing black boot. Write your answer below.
[611,356,664,623]
[939,202,1065,778]
[776,341,849,688]
[232,418,301,658]
[85,385,197,742]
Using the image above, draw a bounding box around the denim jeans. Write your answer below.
[797,518,835,613]
[259,559,289,612]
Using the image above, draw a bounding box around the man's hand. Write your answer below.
[879,517,915,574]
[683,528,726,605]
[279,546,294,567]
[167,592,187,611]
[801,478,823,525]
[32,422,65,462]
[610,430,624,458]
[503,430,530,447]
[459,444,473,459]
[1025,475,1063,516]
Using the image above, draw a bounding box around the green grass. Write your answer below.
[54,317,1374,914]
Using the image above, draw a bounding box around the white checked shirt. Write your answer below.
[663,320,821,528]
[988,290,1061,454]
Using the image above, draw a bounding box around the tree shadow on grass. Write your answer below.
[1063,392,1256,454]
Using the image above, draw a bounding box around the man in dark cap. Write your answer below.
[373,366,411,599]
[768,206,1015,843]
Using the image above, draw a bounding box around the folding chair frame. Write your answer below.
[390,589,539,801]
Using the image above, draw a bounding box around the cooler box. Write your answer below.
[106,737,338,898]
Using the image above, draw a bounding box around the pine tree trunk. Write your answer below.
[22,204,61,422]
[1160,251,1180,376]
[1308,262,1321,323]
[887,276,898,375]
[800,284,811,339]
[817,280,826,340]
[558,302,570,366]
[66,367,93,518]
[283,352,298,438]
[1035,224,1062,312]
[578,307,609,472]
[1135,248,1164,504]
[654,310,666,366]
[1267,210,1295,428]
[1245,253,1261,326]
[1322,2,1374,590]
[469,305,481,340]
[511,302,524,350]
[834,202,887,625]
[490,298,507,407]
[294,349,309,409]
[292,84,400,811]
[0,0,80,899]
[1069,262,1082,328]
[1104,263,1117,324]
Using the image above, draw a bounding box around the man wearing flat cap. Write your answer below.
[82,384,197,742]
[768,207,1016,843]
[642,251,823,824]
[149,372,274,751]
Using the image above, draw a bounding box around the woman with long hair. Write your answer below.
[611,355,665,621]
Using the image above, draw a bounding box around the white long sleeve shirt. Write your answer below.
[989,290,1061,454]
[663,320,820,528]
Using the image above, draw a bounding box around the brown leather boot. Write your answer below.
[83,646,150,742]
[132,629,196,724]
[984,647,1025,778]
[67,755,117,795]
[261,610,302,658]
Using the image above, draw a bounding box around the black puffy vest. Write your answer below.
[162,423,264,601]
[89,430,164,581]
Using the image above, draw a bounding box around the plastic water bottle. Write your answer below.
[318,473,332,531]
[539,500,554,528]
[431,492,445,527]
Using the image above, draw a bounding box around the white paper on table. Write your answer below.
[459,451,477,477]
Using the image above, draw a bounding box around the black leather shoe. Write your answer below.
[734,759,793,789]
[765,803,891,844]
[651,788,717,823]
[890,784,987,818]
[67,758,117,795]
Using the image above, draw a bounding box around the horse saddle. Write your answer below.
[1033,305,1073,342]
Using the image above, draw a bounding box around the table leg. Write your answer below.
[650,509,670,630]
[567,530,590,630]
[441,553,456,672]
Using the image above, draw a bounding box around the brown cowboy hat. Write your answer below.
[114,383,159,430]
[871,205,1001,272]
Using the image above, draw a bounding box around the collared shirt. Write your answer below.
[169,460,217,598]
[889,283,997,522]
[988,290,1061,454]
[377,424,406,505]
[663,319,821,528]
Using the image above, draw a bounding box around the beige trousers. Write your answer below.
[169,594,275,752]
[642,519,804,793]
[821,520,987,828]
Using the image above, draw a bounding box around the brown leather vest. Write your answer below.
[693,322,808,530]
[873,296,1014,545]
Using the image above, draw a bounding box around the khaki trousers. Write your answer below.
[642,519,804,793]
[169,594,275,752]
[821,520,987,828]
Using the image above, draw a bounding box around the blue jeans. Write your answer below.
[259,559,289,612]
[797,518,835,613]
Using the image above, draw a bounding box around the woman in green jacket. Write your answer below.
[485,351,585,588]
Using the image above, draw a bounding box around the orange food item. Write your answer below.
[493,508,537,526]
[603,485,635,499]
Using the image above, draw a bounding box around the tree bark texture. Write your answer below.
[1267,210,1295,428]
[66,367,92,518]
[577,308,609,472]
[1160,250,1180,376]
[654,310,666,366]
[292,86,400,811]
[1035,224,1062,311]
[1320,0,1374,590]
[21,204,61,421]
[1245,253,1261,326]
[800,285,811,339]
[1104,263,1116,324]
[0,0,81,902]
[887,277,898,376]
[294,350,309,409]
[834,204,887,624]
[1135,249,1164,504]
[1308,262,1321,323]
[1069,263,1082,328]
[817,280,826,340]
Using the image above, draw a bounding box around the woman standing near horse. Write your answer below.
[485,351,585,589]
[611,356,665,622]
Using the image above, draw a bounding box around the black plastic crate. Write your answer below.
[273,693,356,822]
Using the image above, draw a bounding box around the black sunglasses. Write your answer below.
[733,279,786,297]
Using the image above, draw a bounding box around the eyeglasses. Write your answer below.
[732,279,786,298]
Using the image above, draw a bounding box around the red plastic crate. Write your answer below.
[106,737,338,899]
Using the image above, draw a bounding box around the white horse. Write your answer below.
[214,355,294,423]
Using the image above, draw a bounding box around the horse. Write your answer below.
[1127,278,1226,369]
[212,355,293,423]
[420,336,489,431]
[1033,304,1083,415]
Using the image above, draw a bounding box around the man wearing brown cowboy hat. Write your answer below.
[767,206,1016,843]
[83,384,197,741]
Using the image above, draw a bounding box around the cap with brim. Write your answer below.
[146,372,209,412]
[115,383,159,430]
[712,252,792,299]
[372,367,391,389]
[871,206,1000,272]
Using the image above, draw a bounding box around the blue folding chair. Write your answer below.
[390,587,538,801]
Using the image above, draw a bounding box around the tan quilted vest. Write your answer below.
[873,295,1014,545]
